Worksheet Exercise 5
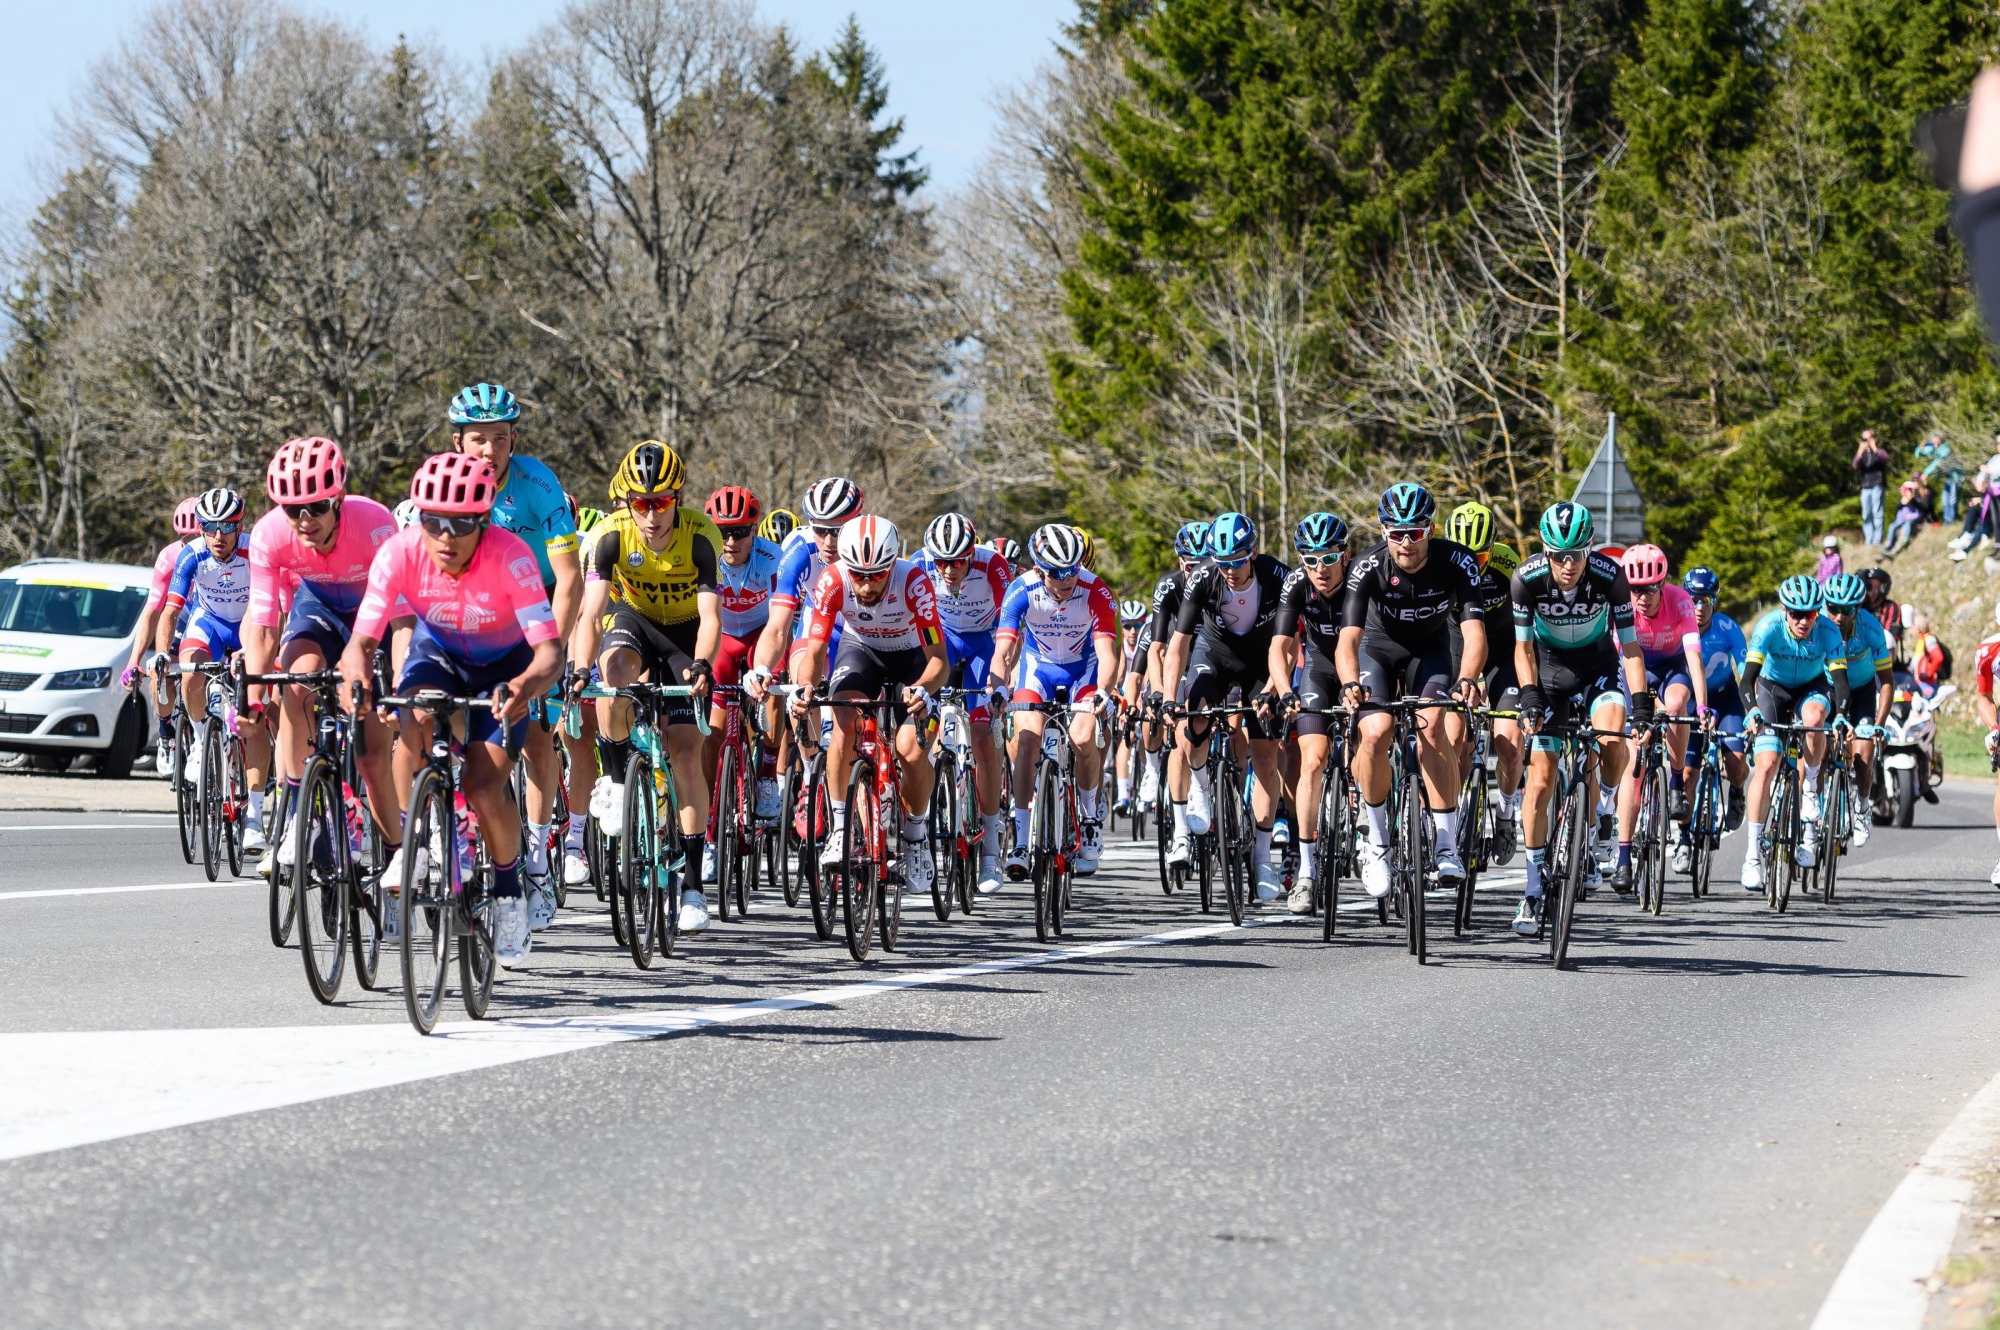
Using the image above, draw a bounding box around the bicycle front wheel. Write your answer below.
[174,711,197,865]
[1769,768,1796,914]
[805,762,840,941]
[1218,757,1248,927]
[199,721,223,882]
[956,759,980,916]
[1550,780,1588,969]
[778,766,803,909]
[399,768,453,1033]
[621,753,660,969]
[1030,757,1060,943]
[266,782,296,947]
[929,767,957,922]
[841,759,879,962]
[716,742,742,922]
[223,734,247,879]
[1641,758,1668,916]
[1454,770,1483,935]
[295,755,351,1005]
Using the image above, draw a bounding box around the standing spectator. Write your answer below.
[1855,429,1891,545]
[1861,567,1905,664]
[1815,534,1844,581]
[1885,480,1927,556]
[1918,433,1962,524]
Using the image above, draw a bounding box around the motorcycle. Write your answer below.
[1872,679,1953,828]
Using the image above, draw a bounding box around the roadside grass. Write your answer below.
[1931,1165,2000,1328]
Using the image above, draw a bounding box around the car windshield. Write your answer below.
[0,579,146,639]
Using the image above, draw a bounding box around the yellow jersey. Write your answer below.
[587,507,721,627]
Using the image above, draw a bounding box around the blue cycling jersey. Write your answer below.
[1697,611,1746,693]
[167,543,252,625]
[487,454,578,591]
[1831,607,1893,688]
[716,537,784,638]
[1745,609,1849,688]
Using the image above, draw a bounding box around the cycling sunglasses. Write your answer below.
[1212,554,1252,569]
[1549,549,1588,565]
[934,555,971,569]
[1298,551,1344,569]
[1041,564,1081,580]
[419,512,485,538]
[851,566,894,584]
[628,493,679,515]
[201,519,241,535]
[1383,527,1427,544]
[717,524,755,540]
[282,499,338,520]
[811,524,844,539]
[1783,606,1819,621]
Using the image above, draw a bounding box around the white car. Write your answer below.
[0,558,155,777]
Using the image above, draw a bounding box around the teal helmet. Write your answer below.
[1293,512,1349,554]
[448,382,520,425]
[1823,572,1866,609]
[1377,483,1435,528]
[1777,575,1824,613]
[1175,520,1212,560]
[1208,512,1258,562]
[1539,501,1594,552]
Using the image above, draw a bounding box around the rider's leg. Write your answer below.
[1416,705,1463,859]
[971,718,1005,861]
[560,702,598,858]
[894,721,936,820]
[1520,745,1558,899]
[1070,706,1104,821]
[1662,682,1692,770]
[519,718,560,875]
[1800,698,1830,803]
[1353,711,1394,846]
[1009,709,1045,847]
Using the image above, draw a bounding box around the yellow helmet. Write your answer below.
[1078,529,1099,571]
[614,440,685,498]
[1487,541,1521,578]
[760,508,798,543]
[1447,501,1495,553]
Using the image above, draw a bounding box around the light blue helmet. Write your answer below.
[1777,575,1823,613]
[448,382,520,425]
[1174,520,1211,560]
[1378,482,1436,528]
[1208,512,1257,562]
[1822,572,1866,610]
[1293,512,1349,554]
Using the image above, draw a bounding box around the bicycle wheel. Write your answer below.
[1218,756,1248,926]
[1320,758,1346,943]
[1643,758,1669,916]
[620,752,660,969]
[1550,780,1588,969]
[265,782,296,947]
[1688,764,1716,898]
[806,763,841,941]
[777,766,803,908]
[1400,785,1427,964]
[956,759,980,916]
[878,794,904,953]
[1049,779,1074,939]
[1031,756,1059,943]
[295,754,350,1004]
[929,768,957,922]
[716,742,742,922]
[223,734,247,879]
[399,768,453,1033]
[198,721,223,882]
[1769,768,1795,914]
[1824,773,1847,905]
[841,758,879,962]
[460,879,496,1021]
[1454,770,1483,935]
[1154,763,1174,894]
[171,711,197,864]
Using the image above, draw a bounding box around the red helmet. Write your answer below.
[267,437,347,505]
[410,453,498,516]
[1619,543,1669,587]
[704,486,761,526]
[172,497,201,537]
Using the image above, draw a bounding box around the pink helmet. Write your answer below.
[267,437,347,505]
[409,452,498,516]
[172,496,201,537]
[1620,543,1670,587]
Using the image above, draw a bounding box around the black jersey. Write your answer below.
[1473,565,1515,650]
[1274,566,1343,666]
[1340,538,1484,647]
[1509,550,1635,654]
[1125,620,1155,677]
[1150,569,1190,647]
[1173,554,1292,671]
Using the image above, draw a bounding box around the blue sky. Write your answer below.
[1,0,1078,220]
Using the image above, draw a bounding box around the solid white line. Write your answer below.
[0,915,1295,1162]
[1812,1067,2000,1329]
[0,880,245,902]
[0,822,177,832]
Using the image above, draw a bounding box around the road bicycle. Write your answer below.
[147,664,199,869]
[1525,710,1614,970]
[1681,715,1732,899]
[927,686,985,921]
[1629,713,1699,916]
[1284,701,1358,944]
[160,659,254,883]
[708,683,769,922]
[1455,706,1498,934]
[574,679,706,969]
[1009,688,1102,942]
[1753,720,1828,914]
[1176,698,1263,926]
[814,692,922,962]
[379,686,518,1034]
[1361,694,1463,964]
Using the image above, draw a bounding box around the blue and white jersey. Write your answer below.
[1745,609,1849,688]
[914,547,1012,639]
[771,533,830,635]
[1698,611,1747,693]
[488,454,578,591]
[996,569,1118,666]
[1833,607,1894,688]
[165,544,252,624]
[715,537,784,638]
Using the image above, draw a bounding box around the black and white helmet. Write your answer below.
[924,512,977,560]
[193,486,245,525]
[802,476,864,526]
[1029,522,1087,574]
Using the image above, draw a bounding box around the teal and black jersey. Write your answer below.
[1509,551,1636,653]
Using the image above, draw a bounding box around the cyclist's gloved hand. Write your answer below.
[686,657,714,695]
[1517,683,1546,730]
[1340,681,1366,708]
[1744,707,1764,732]
[901,685,933,720]
[1986,727,2000,757]
[743,665,771,700]
[1832,713,1853,735]
[1630,691,1655,724]
[120,664,137,690]
[1696,705,1717,725]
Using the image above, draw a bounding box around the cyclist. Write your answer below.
[992,523,1120,879]
[1113,596,1151,818]
[754,477,863,688]
[1738,575,1853,890]
[1821,571,1895,848]
[243,437,400,871]
[1973,604,2000,885]
[1616,542,1709,893]
[789,517,948,894]
[987,536,1022,568]
[759,507,797,545]
[701,484,784,882]
[340,453,563,968]
[1266,511,1350,914]
[1509,501,1648,934]
[1860,567,1905,662]
[1446,502,1524,861]
[1161,512,1294,899]
[1337,484,1488,899]
[156,487,270,850]
[572,441,724,932]
[1679,565,1750,868]
[556,493,616,884]
[1144,520,1210,821]
[130,497,201,773]
[449,383,581,927]
[914,512,1013,894]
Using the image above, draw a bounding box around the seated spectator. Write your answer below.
[1885,480,1928,555]
[1909,609,1949,697]
[1952,471,1998,560]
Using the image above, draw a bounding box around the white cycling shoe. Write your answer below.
[1433,847,1466,884]
[1670,840,1691,874]
[677,889,710,933]
[755,777,780,821]
[493,897,530,968]
[1357,841,1392,898]
[526,877,556,931]
[1253,861,1283,901]
[1286,880,1313,915]
[1800,788,1822,823]
[977,857,1003,895]
[903,838,935,895]
[589,776,625,838]
[1004,845,1031,880]
[1186,780,1213,835]
[1165,831,1192,868]
[1740,855,1764,891]
[1138,764,1160,808]
[1077,824,1102,875]
[1852,817,1871,849]
[563,851,590,886]
[1512,895,1542,935]
[820,821,848,867]
[242,820,267,854]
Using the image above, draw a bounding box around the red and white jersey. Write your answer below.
[917,546,1012,636]
[805,559,944,652]
[1975,631,2000,699]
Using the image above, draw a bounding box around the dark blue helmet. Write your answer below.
[1377,482,1435,528]
[1208,512,1257,562]
[1174,520,1211,561]
[1682,566,1719,599]
[1292,512,1348,554]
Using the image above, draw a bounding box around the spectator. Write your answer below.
[1855,429,1891,544]
[1885,479,1927,556]
[1918,433,1963,524]
[1910,609,1948,696]
[1815,534,1844,582]
[1861,567,1905,663]
[1951,470,2000,560]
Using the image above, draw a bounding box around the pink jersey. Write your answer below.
[246,497,398,627]
[355,526,558,667]
[1632,582,1701,662]
[804,560,944,652]
[146,540,189,615]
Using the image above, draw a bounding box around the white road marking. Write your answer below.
[0,879,249,903]
[0,822,177,832]
[1812,1066,2000,1329]
[0,916,1296,1163]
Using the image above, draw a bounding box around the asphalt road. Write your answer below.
[4,788,2000,1327]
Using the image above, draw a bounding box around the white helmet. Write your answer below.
[838,515,901,575]
[924,512,977,560]
[193,487,245,525]
[394,498,421,529]
[1029,522,1086,574]
[802,476,864,526]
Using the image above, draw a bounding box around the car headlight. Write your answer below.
[47,667,113,691]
